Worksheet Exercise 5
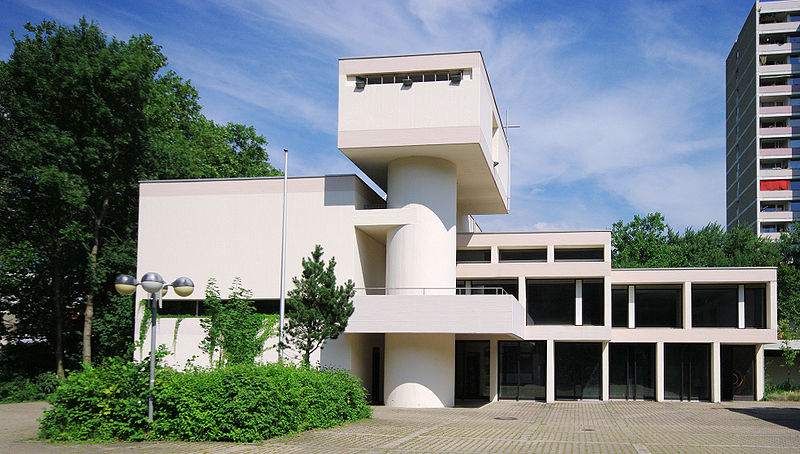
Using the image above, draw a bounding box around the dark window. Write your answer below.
[499,248,546,262]
[527,280,575,325]
[692,285,738,328]
[253,300,280,314]
[366,75,381,84]
[498,341,546,400]
[456,249,490,263]
[160,300,205,316]
[612,286,629,327]
[582,279,604,326]
[554,247,604,262]
[745,285,766,328]
[457,279,518,298]
[555,342,602,400]
[664,343,710,401]
[455,341,490,400]
[722,345,755,401]
[635,285,682,328]
[610,343,655,400]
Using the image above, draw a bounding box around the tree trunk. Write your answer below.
[52,255,65,379]
[82,195,110,366]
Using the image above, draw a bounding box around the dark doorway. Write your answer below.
[555,342,602,400]
[665,343,710,401]
[371,346,383,404]
[498,341,546,400]
[610,343,655,400]
[455,341,490,401]
[722,345,755,401]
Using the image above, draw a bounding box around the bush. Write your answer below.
[0,372,61,403]
[39,361,371,442]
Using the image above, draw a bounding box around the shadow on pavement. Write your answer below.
[727,406,800,431]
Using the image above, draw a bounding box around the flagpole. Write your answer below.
[278,149,288,361]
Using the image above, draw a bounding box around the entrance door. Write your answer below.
[498,341,546,400]
[665,343,711,401]
[722,345,755,401]
[455,341,490,401]
[555,342,602,400]
[610,343,655,400]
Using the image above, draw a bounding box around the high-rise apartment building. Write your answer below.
[728,0,800,237]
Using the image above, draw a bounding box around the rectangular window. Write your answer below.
[582,279,604,326]
[499,248,546,262]
[553,247,604,262]
[691,285,738,328]
[456,249,490,263]
[160,300,205,316]
[498,341,546,400]
[745,285,766,328]
[555,342,602,400]
[609,343,655,400]
[664,343,710,401]
[791,97,800,106]
[612,286,629,327]
[527,279,575,325]
[635,285,682,328]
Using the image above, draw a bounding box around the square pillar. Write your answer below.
[575,279,583,326]
[738,285,746,329]
[491,246,499,264]
[489,339,498,402]
[683,282,692,329]
[655,342,665,401]
[546,339,555,403]
[711,342,721,403]
[604,278,612,327]
[601,341,609,401]
[518,276,526,304]
[756,344,765,400]
[628,285,635,329]
[547,244,555,263]
[768,280,778,329]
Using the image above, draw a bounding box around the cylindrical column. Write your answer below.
[386,157,456,295]
[384,333,454,407]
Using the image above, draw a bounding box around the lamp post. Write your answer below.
[114,272,194,423]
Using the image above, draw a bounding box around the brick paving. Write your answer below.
[2,400,799,453]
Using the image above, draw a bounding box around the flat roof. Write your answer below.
[140,173,365,184]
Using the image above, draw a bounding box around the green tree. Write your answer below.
[286,245,356,365]
[0,18,280,374]
[611,213,675,268]
[200,278,274,366]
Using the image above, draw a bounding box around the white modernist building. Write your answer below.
[136,52,778,406]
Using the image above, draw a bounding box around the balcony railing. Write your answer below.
[355,287,509,296]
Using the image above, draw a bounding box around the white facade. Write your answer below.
[137,51,778,407]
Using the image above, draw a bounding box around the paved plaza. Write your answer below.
[2,400,799,453]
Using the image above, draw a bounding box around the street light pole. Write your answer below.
[115,273,194,423]
[279,148,288,361]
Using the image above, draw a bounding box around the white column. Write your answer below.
[518,276,526,307]
[683,282,692,329]
[386,157,456,295]
[384,333,455,407]
[604,278,612,327]
[491,246,499,264]
[546,244,554,263]
[575,279,583,326]
[489,339,498,402]
[738,285,746,329]
[627,285,635,329]
[655,342,665,401]
[601,341,609,401]
[711,342,721,403]
[768,280,778,329]
[755,344,765,400]
[546,339,555,403]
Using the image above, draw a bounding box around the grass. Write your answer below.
[765,390,800,401]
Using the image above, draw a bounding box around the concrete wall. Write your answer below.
[384,333,455,407]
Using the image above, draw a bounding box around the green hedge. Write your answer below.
[0,372,61,403]
[39,359,371,442]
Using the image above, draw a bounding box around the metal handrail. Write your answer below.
[354,287,508,295]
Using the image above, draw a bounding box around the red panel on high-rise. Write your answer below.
[760,180,790,191]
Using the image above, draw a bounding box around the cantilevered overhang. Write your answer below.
[345,294,525,338]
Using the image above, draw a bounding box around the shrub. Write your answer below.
[0,372,61,403]
[39,361,371,442]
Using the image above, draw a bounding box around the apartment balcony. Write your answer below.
[763,231,782,240]
[759,210,799,222]
[760,63,794,75]
[759,147,800,157]
[758,126,800,136]
[760,168,800,179]
[346,288,525,337]
[759,43,800,54]
[759,85,800,95]
[611,328,775,344]
[759,22,800,34]
[760,105,800,116]
[760,189,798,200]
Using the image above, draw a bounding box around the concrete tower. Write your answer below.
[338,52,511,406]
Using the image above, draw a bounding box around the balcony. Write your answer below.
[759,85,800,94]
[760,105,800,116]
[759,22,800,34]
[759,147,800,157]
[760,168,800,178]
[759,43,800,53]
[760,63,793,75]
[760,210,798,222]
[345,287,525,337]
[759,126,799,136]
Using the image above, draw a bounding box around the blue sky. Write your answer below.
[0,0,758,232]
